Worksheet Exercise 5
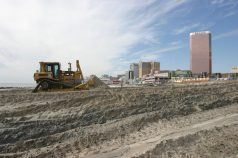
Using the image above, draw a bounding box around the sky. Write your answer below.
[0,0,238,83]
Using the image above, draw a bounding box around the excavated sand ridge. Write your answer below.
[0,81,238,157]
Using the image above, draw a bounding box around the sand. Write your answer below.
[0,81,238,158]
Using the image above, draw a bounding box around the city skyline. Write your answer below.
[0,0,238,83]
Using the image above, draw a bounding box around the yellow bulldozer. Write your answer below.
[33,60,107,92]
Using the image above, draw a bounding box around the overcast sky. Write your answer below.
[0,0,238,83]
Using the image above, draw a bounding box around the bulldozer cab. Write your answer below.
[40,62,60,79]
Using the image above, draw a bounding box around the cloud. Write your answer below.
[137,44,184,62]
[0,62,6,69]
[173,23,200,35]
[0,0,191,82]
[211,0,225,5]
[140,54,159,61]
[223,11,237,18]
[214,29,238,40]
[211,0,238,6]
[171,41,181,46]
[137,44,184,65]
[211,0,238,18]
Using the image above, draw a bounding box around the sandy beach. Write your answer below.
[0,81,238,158]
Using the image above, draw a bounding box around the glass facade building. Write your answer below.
[190,31,212,75]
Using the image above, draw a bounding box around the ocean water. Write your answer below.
[0,83,36,87]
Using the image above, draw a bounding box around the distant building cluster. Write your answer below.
[120,61,161,84]
[99,31,238,86]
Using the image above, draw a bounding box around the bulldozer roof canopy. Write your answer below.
[39,62,60,64]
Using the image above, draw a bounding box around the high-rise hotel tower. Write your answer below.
[190,31,212,74]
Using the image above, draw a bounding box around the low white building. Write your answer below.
[231,66,238,73]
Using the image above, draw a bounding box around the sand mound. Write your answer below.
[89,75,109,89]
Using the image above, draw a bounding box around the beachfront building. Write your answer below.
[190,31,212,75]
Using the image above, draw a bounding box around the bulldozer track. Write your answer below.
[32,79,73,93]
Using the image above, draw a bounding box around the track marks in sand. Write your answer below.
[1,82,238,157]
[80,112,238,158]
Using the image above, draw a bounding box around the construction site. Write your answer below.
[0,80,238,157]
[1,0,238,157]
